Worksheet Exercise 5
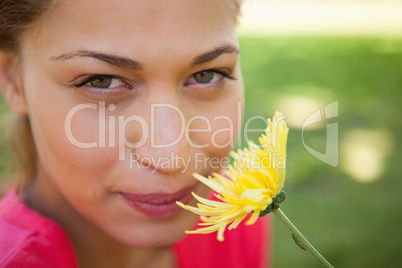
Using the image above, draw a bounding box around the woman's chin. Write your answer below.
[105,211,198,248]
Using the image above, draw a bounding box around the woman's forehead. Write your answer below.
[24,0,239,63]
[39,0,238,41]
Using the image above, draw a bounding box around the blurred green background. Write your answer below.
[0,95,10,183]
[238,37,402,267]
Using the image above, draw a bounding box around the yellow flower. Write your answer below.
[177,111,289,242]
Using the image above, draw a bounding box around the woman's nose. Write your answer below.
[132,98,191,174]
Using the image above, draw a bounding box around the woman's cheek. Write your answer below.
[28,96,113,178]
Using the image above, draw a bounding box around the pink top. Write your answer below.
[0,190,271,268]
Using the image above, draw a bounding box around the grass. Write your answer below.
[1,36,401,267]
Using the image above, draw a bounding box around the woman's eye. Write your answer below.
[75,75,128,89]
[185,69,235,86]
[87,76,125,88]
[192,71,223,84]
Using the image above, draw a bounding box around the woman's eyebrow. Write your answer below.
[49,44,239,70]
[50,50,143,70]
[191,44,240,67]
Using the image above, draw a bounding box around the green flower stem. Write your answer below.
[273,208,334,268]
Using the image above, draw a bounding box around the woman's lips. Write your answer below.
[119,183,197,218]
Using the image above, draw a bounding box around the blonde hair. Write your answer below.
[0,0,54,192]
[0,0,243,191]
[7,116,36,190]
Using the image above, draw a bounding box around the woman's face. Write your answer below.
[18,0,243,247]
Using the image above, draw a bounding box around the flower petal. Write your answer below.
[245,210,260,226]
